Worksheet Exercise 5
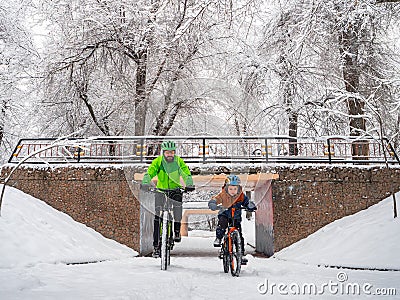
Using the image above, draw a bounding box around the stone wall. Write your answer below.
[1,166,143,251]
[2,164,400,255]
[271,166,400,252]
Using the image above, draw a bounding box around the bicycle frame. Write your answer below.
[220,207,242,277]
[149,187,185,271]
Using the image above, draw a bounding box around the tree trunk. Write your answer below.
[0,100,5,148]
[288,111,298,156]
[395,109,400,151]
[339,28,369,159]
[282,65,298,156]
[134,51,148,136]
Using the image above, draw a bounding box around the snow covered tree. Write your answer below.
[36,0,246,139]
[0,0,36,162]
[259,0,400,157]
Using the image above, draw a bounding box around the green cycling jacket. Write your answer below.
[142,155,193,189]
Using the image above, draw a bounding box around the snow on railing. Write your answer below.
[6,136,400,165]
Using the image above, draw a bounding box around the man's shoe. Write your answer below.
[213,237,222,247]
[174,232,181,242]
[152,247,160,258]
[241,256,248,265]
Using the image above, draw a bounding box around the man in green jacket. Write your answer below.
[141,140,195,257]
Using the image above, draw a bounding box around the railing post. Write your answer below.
[327,138,332,164]
[202,138,206,163]
[384,138,400,164]
[140,138,144,163]
[77,146,81,162]
[265,138,269,163]
[8,139,23,163]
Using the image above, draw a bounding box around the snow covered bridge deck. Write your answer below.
[8,135,400,165]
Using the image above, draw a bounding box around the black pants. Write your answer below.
[153,189,183,247]
[216,215,245,254]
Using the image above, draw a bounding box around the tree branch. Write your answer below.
[376,0,400,3]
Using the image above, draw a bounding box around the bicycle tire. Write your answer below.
[161,211,168,270]
[222,238,229,273]
[229,230,242,277]
[167,220,172,266]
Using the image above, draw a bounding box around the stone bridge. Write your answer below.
[1,164,400,256]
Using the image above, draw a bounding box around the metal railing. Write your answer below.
[7,136,400,165]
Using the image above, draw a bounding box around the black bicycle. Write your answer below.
[149,187,185,270]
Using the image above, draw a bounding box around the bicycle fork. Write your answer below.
[227,227,236,269]
[160,214,173,241]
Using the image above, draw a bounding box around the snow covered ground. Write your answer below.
[1,186,400,299]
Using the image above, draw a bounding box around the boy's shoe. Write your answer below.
[213,237,222,247]
[174,232,181,243]
[152,247,160,258]
[241,256,248,265]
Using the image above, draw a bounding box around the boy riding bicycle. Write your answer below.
[140,140,195,257]
[208,175,257,264]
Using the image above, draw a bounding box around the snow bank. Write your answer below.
[275,192,400,269]
[0,185,137,268]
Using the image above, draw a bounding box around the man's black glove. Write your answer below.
[185,185,195,192]
[140,183,150,192]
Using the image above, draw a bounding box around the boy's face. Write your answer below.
[163,150,175,162]
[227,185,239,196]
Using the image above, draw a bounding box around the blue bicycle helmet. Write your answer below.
[225,174,241,186]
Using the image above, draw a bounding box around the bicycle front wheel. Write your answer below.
[161,211,169,270]
[167,221,172,266]
[222,239,229,273]
[229,230,242,277]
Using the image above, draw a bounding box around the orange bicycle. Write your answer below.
[218,207,242,277]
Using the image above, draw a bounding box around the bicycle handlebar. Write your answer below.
[147,187,186,194]
[132,180,189,194]
[215,204,256,213]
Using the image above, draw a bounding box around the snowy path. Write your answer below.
[2,241,400,299]
[1,186,400,299]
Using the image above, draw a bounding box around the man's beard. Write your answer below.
[165,156,174,162]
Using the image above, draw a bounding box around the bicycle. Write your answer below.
[217,206,243,277]
[147,187,186,271]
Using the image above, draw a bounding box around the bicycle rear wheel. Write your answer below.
[229,230,242,277]
[161,211,168,270]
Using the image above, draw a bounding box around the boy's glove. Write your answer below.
[246,211,253,220]
[208,199,218,211]
[185,185,195,192]
[246,201,257,212]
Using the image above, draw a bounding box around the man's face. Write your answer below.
[227,185,239,196]
[163,150,175,162]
